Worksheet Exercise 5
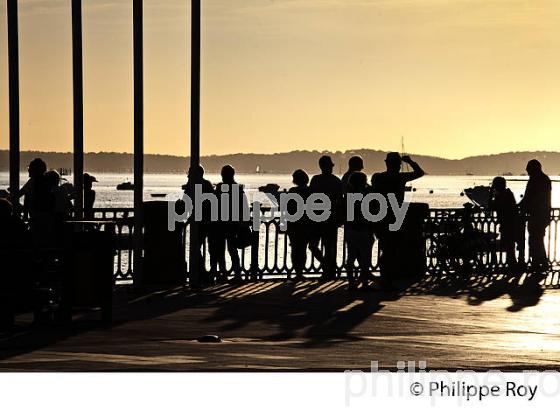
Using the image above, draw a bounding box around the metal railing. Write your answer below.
[85,207,560,282]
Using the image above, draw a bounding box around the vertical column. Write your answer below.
[7,0,20,204]
[133,0,144,284]
[188,0,201,286]
[72,0,84,218]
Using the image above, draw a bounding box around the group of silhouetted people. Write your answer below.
[0,154,555,293]
[2,159,98,248]
[183,164,249,285]
[185,153,553,290]
[286,153,425,290]
[0,159,99,327]
[489,159,552,272]
[184,153,426,290]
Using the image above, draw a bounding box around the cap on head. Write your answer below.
[319,155,334,170]
[348,155,364,171]
[292,169,309,186]
[385,152,402,171]
[83,173,97,183]
[385,152,402,163]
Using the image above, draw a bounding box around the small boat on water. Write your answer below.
[150,193,167,198]
[117,181,134,191]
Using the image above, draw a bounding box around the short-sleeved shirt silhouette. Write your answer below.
[310,173,343,223]
[215,182,248,225]
[490,188,521,243]
[184,178,215,223]
[287,185,312,229]
[341,170,354,192]
[520,171,551,223]
[371,171,418,204]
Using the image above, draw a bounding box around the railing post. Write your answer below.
[72,0,84,219]
[7,0,20,206]
[133,0,144,286]
[250,225,260,280]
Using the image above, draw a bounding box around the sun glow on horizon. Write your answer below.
[0,0,559,158]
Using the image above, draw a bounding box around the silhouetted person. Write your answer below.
[341,155,364,191]
[371,153,424,287]
[45,170,72,224]
[489,176,523,267]
[0,198,28,249]
[19,158,49,219]
[519,159,551,271]
[83,173,97,220]
[309,155,343,280]
[0,198,29,329]
[183,165,216,285]
[287,169,313,281]
[215,165,247,283]
[345,172,375,290]
[371,153,424,204]
[19,158,51,247]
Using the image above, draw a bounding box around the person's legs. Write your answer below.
[500,226,517,267]
[289,231,307,279]
[345,229,359,288]
[528,218,548,270]
[196,225,208,284]
[211,227,227,282]
[378,226,399,288]
[308,229,324,266]
[321,224,339,279]
[357,231,373,286]
[225,227,242,281]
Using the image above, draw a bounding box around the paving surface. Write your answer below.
[1,273,560,371]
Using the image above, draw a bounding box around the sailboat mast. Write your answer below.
[401,136,410,171]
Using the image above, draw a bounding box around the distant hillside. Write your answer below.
[1,149,559,175]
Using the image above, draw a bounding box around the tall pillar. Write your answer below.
[133,0,144,285]
[7,0,20,205]
[72,0,84,218]
[188,0,201,286]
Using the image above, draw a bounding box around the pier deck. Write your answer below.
[1,276,560,371]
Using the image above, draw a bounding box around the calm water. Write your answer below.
[2,172,560,209]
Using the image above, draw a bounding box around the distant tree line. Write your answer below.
[1,149,560,175]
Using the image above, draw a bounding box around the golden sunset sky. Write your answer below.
[0,0,559,158]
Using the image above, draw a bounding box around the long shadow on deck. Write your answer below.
[0,270,552,364]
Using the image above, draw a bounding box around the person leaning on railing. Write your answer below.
[309,155,343,280]
[519,159,552,272]
[489,176,523,269]
[371,153,425,288]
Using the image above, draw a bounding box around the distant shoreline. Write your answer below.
[1,149,559,175]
